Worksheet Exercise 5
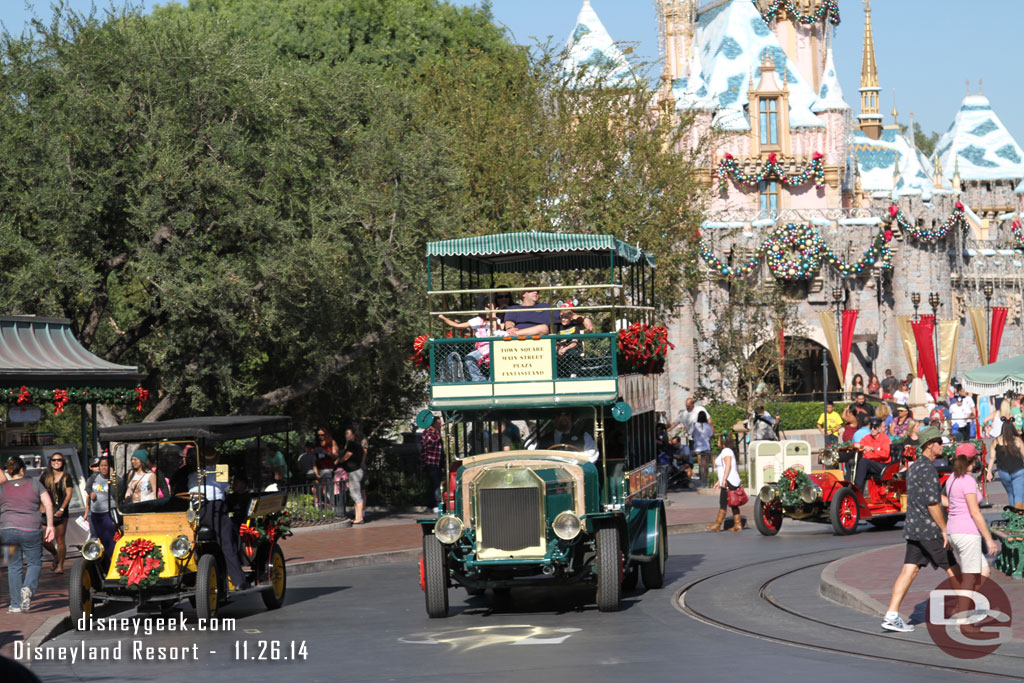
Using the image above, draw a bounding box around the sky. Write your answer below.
[2,0,1021,145]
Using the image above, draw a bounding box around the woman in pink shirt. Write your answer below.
[943,454,998,581]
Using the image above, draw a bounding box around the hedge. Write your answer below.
[706,400,872,435]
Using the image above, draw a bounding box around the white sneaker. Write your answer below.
[881,614,914,632]
[8,605,21,613]
[20,586,31,612]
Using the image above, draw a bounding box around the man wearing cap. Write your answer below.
[504,288,551,337]
[188,447,247,590]
[881,425,959,632]
[853,418,890,492]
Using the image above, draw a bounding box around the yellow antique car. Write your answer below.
[70,416,291,624]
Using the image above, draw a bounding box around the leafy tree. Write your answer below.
[898,121,939,158]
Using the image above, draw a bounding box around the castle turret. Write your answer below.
[856,1,883,140]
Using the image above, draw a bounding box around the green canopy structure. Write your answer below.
[961,354,1024,396]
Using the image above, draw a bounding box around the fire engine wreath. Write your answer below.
[777,467,813,507]
[115,538,164,589]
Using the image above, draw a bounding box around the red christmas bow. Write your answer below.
[889,205,898,218]
[768,152,778,164]
[782,467,800,491]
[16,385,30,405]
[239,524,260,543]
[53,389,69,415]
[409,335,429,367]
[955,201,964,211]
[117,539,162,587]
[135,387,150,412]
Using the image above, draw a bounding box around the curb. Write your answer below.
[818,546,890,617]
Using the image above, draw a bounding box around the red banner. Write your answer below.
[912,318,939,398]
[915,315,935,377]
[990,307,1008,364]
[841,309,858,383]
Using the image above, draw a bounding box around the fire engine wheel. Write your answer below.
[640,513,667,589]
[830,487,861,535]
[595,526,622,612]
[754,498,782,536]
[422,534,449,618]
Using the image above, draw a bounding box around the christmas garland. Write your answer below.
[699,222,892,281]
[1,385,149,413]
[777,466,813,507]
[115,538,164,589]
[717,152,825,193]
[888,202,967,242]
[761,0,840,26]
[1012,219,1023,249]
[617,323,674,374]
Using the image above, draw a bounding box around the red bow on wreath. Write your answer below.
[16,385,30,405]
[53,389,69,415]
[135,387,149,412]
[117,538,162,587]
[782,468,800,491]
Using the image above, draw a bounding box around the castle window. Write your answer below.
[759,180,779,213]
[759,98,779,146]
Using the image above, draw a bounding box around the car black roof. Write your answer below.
[99,416,292,443]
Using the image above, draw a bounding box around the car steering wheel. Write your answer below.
[548,443,582,452]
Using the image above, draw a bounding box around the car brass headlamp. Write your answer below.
[552,511,582,540]
[759,485,778,504]
[170,534,192,559]
[434,515,464,544]
[800,484,823,504]
[82,539,104,561]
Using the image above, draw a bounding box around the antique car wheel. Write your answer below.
[753,498,782,536]
[867,516,900,530]
[195,554,219,619]
[595,526,621,612]
[69,559,94,627]
[640,514,667,589]
[261,544,287,609]
[830,487,861,535]
[621,565,639,591]
[422,534,449,618]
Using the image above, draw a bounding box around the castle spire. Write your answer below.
[857,0,883,139]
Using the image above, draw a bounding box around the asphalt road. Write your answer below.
[21,521,1009,682]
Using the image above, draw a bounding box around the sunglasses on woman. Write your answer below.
[51,459,63,464]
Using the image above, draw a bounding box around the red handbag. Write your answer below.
[727,487,749,507]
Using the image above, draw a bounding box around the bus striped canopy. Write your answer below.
[427,232,654,273]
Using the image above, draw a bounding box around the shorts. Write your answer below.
[949,533,985,574]
[904,537,957,570]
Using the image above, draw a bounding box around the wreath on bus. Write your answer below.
[115,538,164,589]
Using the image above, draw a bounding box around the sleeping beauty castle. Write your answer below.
[563,0,1024,410]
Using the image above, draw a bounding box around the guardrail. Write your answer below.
[281,480,347,526]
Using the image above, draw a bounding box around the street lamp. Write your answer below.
[984,283,994,364]
[929,292,940,395]
[911,292,921,322]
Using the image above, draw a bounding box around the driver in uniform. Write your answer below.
[536,409,598,462]
[188,447,248,590]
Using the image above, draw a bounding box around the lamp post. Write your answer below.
[833,287,843,399]
[984,282,994,364]
[929,292,940,396]
[911,292,921,322]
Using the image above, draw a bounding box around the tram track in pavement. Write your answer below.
[675,544,1022,680]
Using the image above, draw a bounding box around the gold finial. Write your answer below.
[891,89,898,125]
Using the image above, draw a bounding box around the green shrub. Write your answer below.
[705,400,872,433]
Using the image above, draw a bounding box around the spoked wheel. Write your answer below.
[595,526,621,612]
[640,513,667,590]
[261,544,287,609]
[422,535,449,618]
[69,559,94,627]
[195,554,219,620]
[754,498,782,536]
[830,487,861,535]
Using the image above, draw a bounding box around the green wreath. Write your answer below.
[115,538,164,589]
[777,467,814,507]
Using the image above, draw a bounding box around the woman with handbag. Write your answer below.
[707,434,746,532]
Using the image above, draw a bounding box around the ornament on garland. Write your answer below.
[115,538,164,589]
[776,466,814,508]
[760,0,840,27]
[717,152,825,193]
[1012,219,1023,249]
[1,386,150,411]
[888,202,967,242]
[617,323,674,374]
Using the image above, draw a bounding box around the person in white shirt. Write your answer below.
[949,394,973,443]
[893,382,910,406]
[536,409,598,462]
[670,397,711,440]
[437,305,507,382]
[707,434,743,532]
